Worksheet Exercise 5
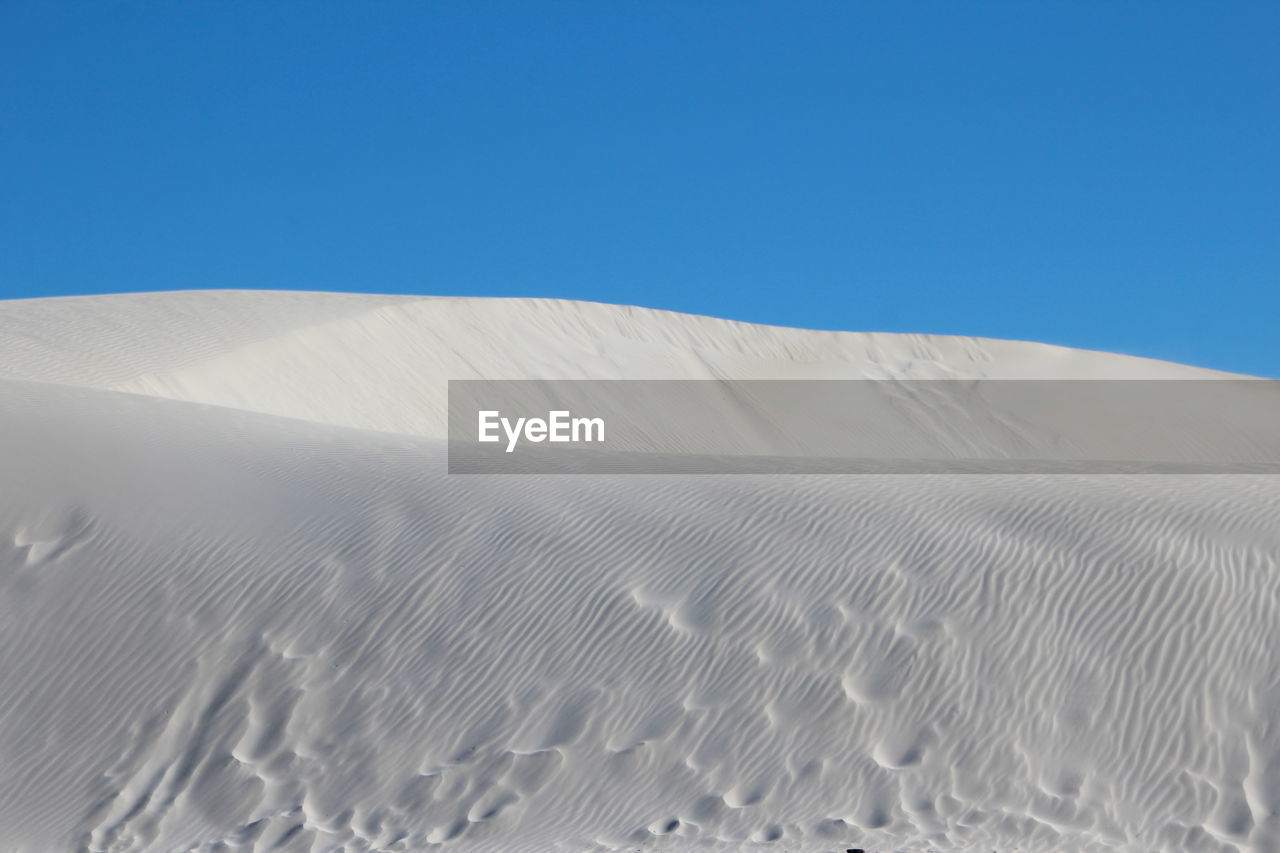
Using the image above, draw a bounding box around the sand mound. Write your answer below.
[0,292,1274,853]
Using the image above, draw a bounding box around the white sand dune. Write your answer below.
[0,291,1230,438]
[0,291,1276,853]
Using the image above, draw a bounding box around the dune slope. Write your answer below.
[0,292,1276,853]
[0,290,1229,438]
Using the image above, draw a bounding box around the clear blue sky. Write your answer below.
[3,2,1277,376]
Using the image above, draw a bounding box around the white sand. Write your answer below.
[0,291,1275,852]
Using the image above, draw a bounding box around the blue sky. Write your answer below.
[3,2,1277,376]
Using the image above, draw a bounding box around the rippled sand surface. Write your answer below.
[0,292,1275,852]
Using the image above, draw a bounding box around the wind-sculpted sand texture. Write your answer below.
[0,292,1276,852]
